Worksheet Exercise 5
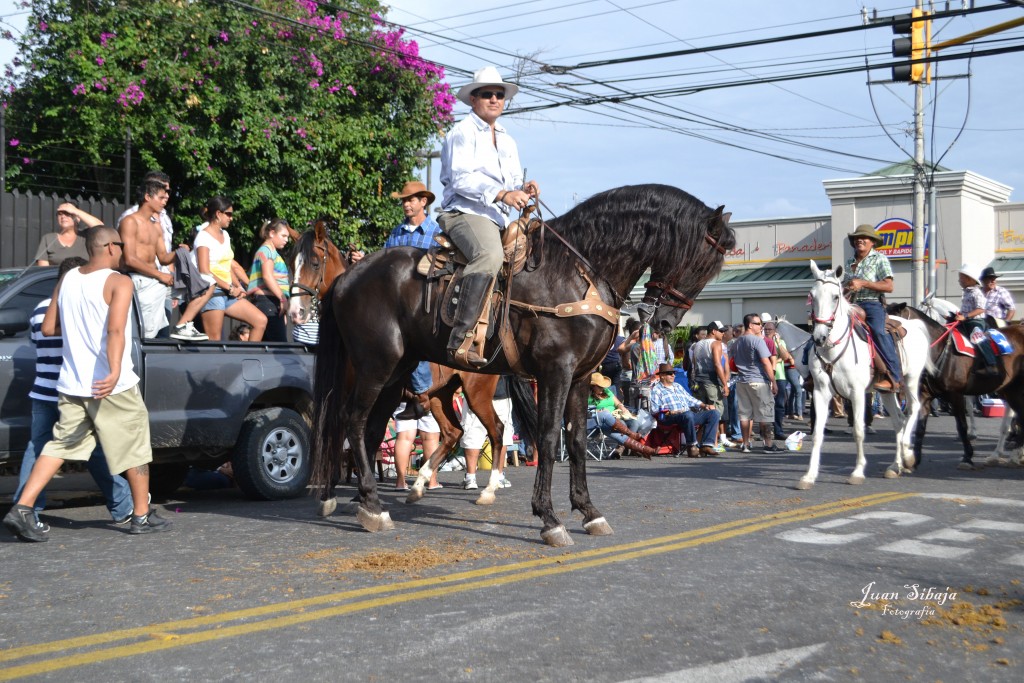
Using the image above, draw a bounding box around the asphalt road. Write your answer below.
[2,412,1023,682]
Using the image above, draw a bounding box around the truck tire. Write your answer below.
[232,407,311,500]
[149,463,189,499]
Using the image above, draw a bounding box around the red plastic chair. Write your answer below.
[645,421,683,456]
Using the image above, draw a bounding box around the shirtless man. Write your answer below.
[119,180,210,338]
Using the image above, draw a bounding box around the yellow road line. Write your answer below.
[0,492,913,680]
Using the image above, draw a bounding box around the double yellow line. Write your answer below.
[0,491,913,680]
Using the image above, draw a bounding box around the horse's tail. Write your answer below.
[311,294,348,493]
[509,376,539,458]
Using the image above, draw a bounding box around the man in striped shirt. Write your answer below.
[649,363,721,457]
[12,257,132,533]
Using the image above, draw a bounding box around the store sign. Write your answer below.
[874,218,927,260]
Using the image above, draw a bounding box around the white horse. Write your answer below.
[798,261,934,489]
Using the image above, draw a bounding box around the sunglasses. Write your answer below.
[475,90,505,100]
[222,210,234,216]
[750,321,763,326]
[104,241,125,249]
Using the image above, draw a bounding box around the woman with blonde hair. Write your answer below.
[247,218,291,342]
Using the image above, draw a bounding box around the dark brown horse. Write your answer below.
[890,302,1024,469]
[311,184,734,546]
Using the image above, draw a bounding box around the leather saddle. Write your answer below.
[415,209,542,332]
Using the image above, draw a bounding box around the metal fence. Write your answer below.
[0,189,127,268]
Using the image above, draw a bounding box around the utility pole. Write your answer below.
[912,48,926,306]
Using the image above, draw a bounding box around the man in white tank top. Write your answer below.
[4,227,172,542]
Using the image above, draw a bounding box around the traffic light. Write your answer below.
[892,8,930,83]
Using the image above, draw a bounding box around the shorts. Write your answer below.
[43,385,152,474]
[736,382,774,424]
[394,404,440,434]
[130,274,169,338]
[461,397,514,449]
[201,292,244,313]
[696,381,724,414]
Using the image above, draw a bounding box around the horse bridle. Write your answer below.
[290,241,328,322]
[643,233,730,313]
[811,276,855,353]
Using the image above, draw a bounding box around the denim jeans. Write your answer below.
[658,408,721,447]
[586,409,638,446]
[411,361,433,395]
[727,386,741,440]
[15,398,133,522]
[784,367,804,418]
[861,300,901,383]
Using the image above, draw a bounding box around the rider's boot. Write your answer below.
[447,273,493,369]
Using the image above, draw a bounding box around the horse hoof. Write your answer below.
[540,525,574,548]
[795,479,814,491]
[475,490,496,506]
[356,506,395,533]
[316,497,338,517]
[884,467,900,479]
[902,455,916,470]
[847,475,866,485]
[984,456,1001,467]
[583,517,614,536]
[406,485,425,504]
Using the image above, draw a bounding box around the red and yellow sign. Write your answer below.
[874,218,928,260]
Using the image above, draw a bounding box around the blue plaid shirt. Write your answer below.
[384,214,441,250]
[650,379,702,414]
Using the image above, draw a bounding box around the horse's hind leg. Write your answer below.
[351,382,402,531]
[952,394,977,470]
[564,376,612,537]
[533,376,576,547]
[458,374,505,506]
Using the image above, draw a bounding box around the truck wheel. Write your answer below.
[232,407,311,500]
[149,463,189,499]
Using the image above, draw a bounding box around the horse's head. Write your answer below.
[289,217,347,325]
[808,260,847,346]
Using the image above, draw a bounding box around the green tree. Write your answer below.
[1,0,454,250]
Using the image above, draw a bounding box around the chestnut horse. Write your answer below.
[288,217,352,328]
[311,184,734,546]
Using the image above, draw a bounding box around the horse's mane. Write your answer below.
[544,184,736,294]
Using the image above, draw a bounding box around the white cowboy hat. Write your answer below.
[456,66,519,106]
[958,262,983,285]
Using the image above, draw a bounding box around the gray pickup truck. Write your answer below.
[0,266,315,500]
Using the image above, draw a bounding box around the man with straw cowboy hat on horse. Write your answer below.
[842,223,902,392]
[438,65,540,368]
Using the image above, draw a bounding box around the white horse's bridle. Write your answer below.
[811,276,853,351]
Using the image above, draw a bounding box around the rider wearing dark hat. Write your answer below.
[438,66,540,368]
[981,265,1016,325]
[843,223,902,392]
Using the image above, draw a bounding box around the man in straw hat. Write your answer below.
[385,180,439,250]
[438,65,540,368]
[956,263,999,374]
[981,266,1016,325]
[385,180,441,416]
[843,223,901,392]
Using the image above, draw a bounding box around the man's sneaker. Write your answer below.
[170,322,208,342]
[35,518,50,534]
[114,493,151,525]
[128,509,172,535]
[3,504,49,542]
[720,437,737,449]
[497,476,511,489]
[764,444,786,454]
[712,444,727,454]
[463,477,478,490]
[741,443,752,454]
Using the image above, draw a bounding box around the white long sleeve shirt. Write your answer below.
[440,111,523,229]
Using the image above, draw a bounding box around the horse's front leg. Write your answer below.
[408,377,463,503]
[564,377,612,537]
[533,377,574,547]
[848,390,867,484]
[796,372,831,490]
[952,394,977,470]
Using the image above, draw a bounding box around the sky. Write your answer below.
[2,1,1022,222]
[381,0,1024,221]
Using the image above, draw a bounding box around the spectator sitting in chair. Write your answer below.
[587,373,655,459]
[649,363,721,458]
